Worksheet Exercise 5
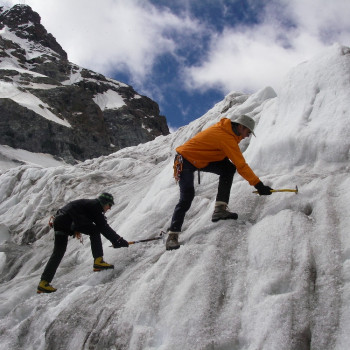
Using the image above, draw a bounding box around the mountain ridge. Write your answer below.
[0,4,169,164]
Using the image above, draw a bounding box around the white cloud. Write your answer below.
[3,0,350,97]
[183,24,325,94]
[183,0,350,94]
[283,0,350,42]
[6,0,201,82]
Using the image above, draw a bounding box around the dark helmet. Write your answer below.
[98,192,114,206]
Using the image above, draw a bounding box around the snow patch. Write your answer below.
[93,89,126,111]
[0,81,71,127]
[0,145,66,170]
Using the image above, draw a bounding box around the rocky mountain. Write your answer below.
[0,4,169,164]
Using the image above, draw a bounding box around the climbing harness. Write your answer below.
[74,232,84,244]
[48,215,55,228]
[48,214,83,244]
[173,154,201,185]
[173,154,183,183]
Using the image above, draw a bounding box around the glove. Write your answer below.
[254,181,273,195]
[113,237,129,248]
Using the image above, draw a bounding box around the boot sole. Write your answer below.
[37,289,56,294]
[93,266,114,272]
[166,245,180,251]
[212,214,238,222]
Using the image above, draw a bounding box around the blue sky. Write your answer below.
[4,0,350,130]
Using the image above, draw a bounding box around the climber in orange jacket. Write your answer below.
[166,115,273,250]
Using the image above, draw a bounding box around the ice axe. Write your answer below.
[253,185,298,195]
[128,231,166,245]
[127,231,166,245]
[110,231,165,247]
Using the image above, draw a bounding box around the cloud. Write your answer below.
[8,0,201,82]
[4,0,350,98]
[183,0,350,94]
[282,0,350,42]
[182,24,324,94]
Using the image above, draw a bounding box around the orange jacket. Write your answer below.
[176,118,260,186]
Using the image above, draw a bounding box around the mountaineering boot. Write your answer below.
[93,257,114,271]
[166,231,180,251]
[212,202,238,222]
[37,280,57,294]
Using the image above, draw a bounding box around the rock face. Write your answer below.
[0,4,169,163]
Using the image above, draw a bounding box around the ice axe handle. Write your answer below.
[253,186,298,194]
[127,231,166,245]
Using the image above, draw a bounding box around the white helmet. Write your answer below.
[233,115,256,136]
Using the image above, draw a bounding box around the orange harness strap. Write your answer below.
[74,232,84,244]
[173,154,183,183]
[48,216,54,228]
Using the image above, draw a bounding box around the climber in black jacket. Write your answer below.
[37,193,128,294]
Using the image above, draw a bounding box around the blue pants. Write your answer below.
[169,157,236,232]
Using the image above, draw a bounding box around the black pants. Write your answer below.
[40,231,104,283]
[169,157,236,232]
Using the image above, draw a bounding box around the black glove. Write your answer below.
[113,237,129,248]
[254,181,273,195]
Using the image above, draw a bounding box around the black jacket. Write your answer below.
[54,199,120,241]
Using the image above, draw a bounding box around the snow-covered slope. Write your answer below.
[0,145,67,172]
[0,44,350,350]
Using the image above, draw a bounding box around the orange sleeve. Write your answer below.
[220,138,260,186]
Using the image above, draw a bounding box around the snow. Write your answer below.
[0,44,350,349]
[61,66,83,86]
[0,25,70,126]
[0,25,57,60]
[142,123,153,132]
[93,89,126,111]
[0,59,46,77]
[0,81,71,127]
[0,145,67,172]
[106,77,129,88]
[0,58,59,90]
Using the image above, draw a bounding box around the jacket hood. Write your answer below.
[220,118,244,143]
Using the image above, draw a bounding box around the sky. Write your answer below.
[1,44,350,349]
[2,0,350,130]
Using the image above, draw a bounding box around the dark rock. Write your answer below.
[0,4,67,59]
[0,4,170,164]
